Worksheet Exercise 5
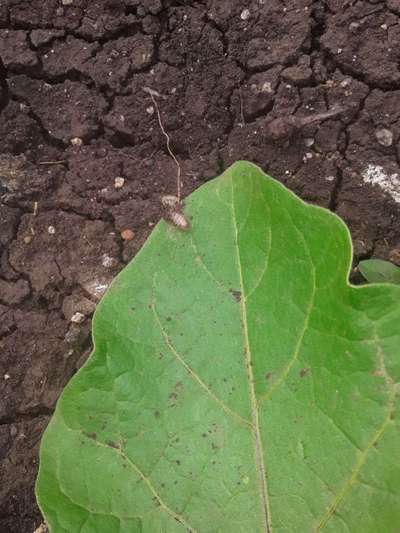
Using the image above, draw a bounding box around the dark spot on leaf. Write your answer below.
[176,460,181,465]
[161,483,165,488]
[84,432,97,440]
[211,443,218,451]
[154,410,160,418]
[169,382,183,404]
[202,433,207,438]
[265,372,273,380]
[300,368,311,378]
[174,480,178,485]
[229,289,241,302]
[106,440,119,449]
[166,316,172,321]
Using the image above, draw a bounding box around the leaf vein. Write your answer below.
[230,176,272,533]
[260,209,316,403]
[314,331,397,530]
[151,296,252,428]
[190,236,231,295]
[94,438,197,532]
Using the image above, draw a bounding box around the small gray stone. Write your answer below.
[375,128,393,147]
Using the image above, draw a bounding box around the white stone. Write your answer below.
[261,81,272,93]
[304,138,315,147]
[71,312,85,324]
[362,164,400,203]
[48,226,56,234]
[102,254,117,268]
[240,9,251,20]
[375,128,393,147]
[114,176,125,189]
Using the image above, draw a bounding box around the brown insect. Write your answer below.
[161,195,190,231]
[264,106,346,140]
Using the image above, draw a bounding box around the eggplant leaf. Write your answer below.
[358,258,400,285]
[36,161,400,532]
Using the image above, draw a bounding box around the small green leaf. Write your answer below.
[358,258,400,285]
[36,162,400,532]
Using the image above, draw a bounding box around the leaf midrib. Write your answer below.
[230,177,272,533]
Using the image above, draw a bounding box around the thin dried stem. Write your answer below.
[39,160,67,165]
[143,86,182,202]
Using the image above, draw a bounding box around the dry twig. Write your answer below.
[143,86,182,202]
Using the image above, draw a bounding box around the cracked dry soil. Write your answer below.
[1,1,400,531]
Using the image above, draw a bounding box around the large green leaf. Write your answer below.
[36,161,400,532]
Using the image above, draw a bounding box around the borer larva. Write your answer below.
[161,195,190,231]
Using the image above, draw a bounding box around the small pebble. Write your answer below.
[102,254,117,268]
[48,226,56,234]
[240,8,251,20]
[375,128,393,147]
[34,523,49,533]
[62,0,73,4]
[71,312,85,324]
[65,327,80,344]
[146,105,154,115]
[23,235,32,244]
[4,374,10,380]
[121,229,135,241]
[64,349,74,360]
[114,176,125,189]
[389,248,400,266]
[70,137,83,146]
[304,138,315,147]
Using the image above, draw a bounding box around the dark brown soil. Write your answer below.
[1,1,400,531]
